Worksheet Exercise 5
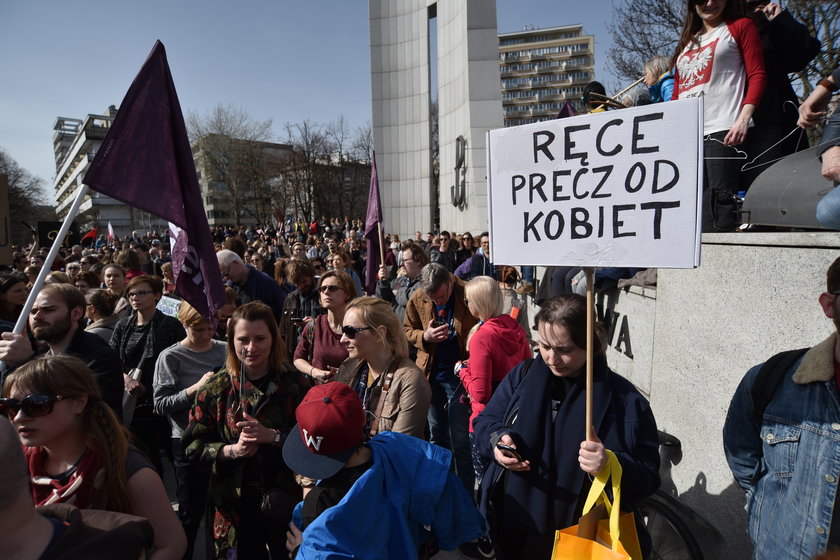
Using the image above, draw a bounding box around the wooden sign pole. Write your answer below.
[585,266,596,442]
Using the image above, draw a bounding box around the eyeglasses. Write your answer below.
[127,290,153,298]
[66,266,80,271]
[319,284,342,293]
[0,394,64,418]
[220,266,231,278]
[341,325,372,339]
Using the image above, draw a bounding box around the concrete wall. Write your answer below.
[596,232,840,558]
[436,0,503,235]
[369,0,503,239]
[369,0,433,239]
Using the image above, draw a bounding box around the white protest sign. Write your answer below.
[487,97,703,269]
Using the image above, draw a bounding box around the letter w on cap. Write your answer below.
[303,429,324,451]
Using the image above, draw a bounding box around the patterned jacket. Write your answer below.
[183,365,309,559]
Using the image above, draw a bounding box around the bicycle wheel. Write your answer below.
[638,497,704,560]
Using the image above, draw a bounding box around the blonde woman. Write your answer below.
[459,276,532,477]
[335,296,431,438]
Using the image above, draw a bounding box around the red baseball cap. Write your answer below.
[282,382,366,479]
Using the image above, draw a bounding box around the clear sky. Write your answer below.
[0,0,620,196]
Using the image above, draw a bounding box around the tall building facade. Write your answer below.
[52,106,140,239]
[369,0,503,239]
[499,25,595,127]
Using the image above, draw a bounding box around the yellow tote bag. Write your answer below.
[551,450,642,560]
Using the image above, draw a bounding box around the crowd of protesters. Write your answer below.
[2,1,840,558]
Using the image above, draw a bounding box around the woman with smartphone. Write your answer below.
[293,270,356,384]
[473,294,660,559]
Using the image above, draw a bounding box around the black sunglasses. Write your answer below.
[319,285,342,293]
[0,394,64,418]
[341,325,373,339]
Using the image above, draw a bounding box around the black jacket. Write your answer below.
[37,328,124,420]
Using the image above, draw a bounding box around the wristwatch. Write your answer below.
[273,430,282,444]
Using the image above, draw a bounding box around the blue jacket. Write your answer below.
[723,333,840,559]
[474,354,659,534]
[648,71,674,103]
[239,265,287,322]
[292,431,483,559]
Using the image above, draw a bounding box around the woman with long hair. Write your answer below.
[331,249,364,296]
[459,276,532,479]
[671,0,766,232]
[0,271,29,334]
[110,275,185,473]
[335,296,431,438]
[101,263,130,318]
[183,302,309,560]
[293,270,356,384]
[474,295,659,559]
[84,288,121,343]
[2,355,186,559]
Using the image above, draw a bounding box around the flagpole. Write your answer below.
[377,223,385,265]
[10,184,90,336]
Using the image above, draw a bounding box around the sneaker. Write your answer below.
[458,536,495,559]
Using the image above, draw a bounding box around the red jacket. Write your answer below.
[459,314,532,431]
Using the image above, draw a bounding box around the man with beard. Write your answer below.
[0,284,123,418]
[723,256,840,559]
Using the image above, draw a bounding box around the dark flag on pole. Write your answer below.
[83,40,225,321]
[556,101,576,119]
[364,151,383,295]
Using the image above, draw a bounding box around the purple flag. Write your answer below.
[556,101,576,119]
[83,41,225,322]
[364,151,383,295]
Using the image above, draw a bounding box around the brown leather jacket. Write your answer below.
[402,277,477,377]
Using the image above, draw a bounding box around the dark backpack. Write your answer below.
[749,347,809,430]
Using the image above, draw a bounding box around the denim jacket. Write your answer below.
[723,333,840,560]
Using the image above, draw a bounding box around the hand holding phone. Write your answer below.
[496,442,524,462]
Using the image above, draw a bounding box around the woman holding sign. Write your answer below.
[473,294,660,559]
[671,0,766,232]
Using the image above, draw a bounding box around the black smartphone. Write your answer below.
[431,320,446,328]
[496,442,524,462]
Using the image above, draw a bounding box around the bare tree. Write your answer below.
[277,120,329,222]
[187,104,276,225]
[607,0,685,85]
[350,121,373,164]
[0,149,51,245]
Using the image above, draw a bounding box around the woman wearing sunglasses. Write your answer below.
[293,270,356,384]
[335,296,430,439]
[182,302,308,560]
[2,354,186,559]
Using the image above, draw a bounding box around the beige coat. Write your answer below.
[335,356,431,440]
